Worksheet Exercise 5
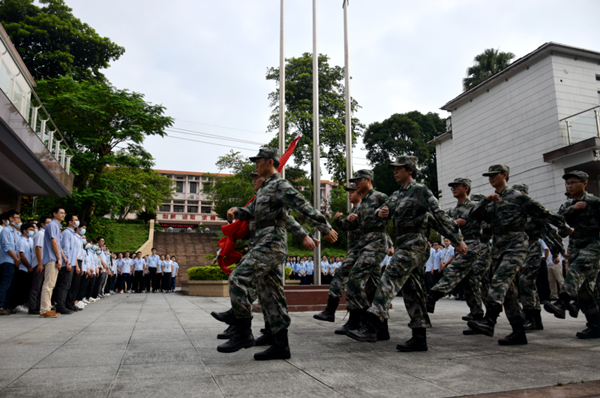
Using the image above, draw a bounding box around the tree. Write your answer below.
[34,76,174,220]
[266,53,365,183]
[104,166,174,221]
[363,111,445,197]
[0,0,125,82]
[463,48,515,91]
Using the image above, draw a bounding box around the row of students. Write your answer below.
[286,255,345,285]
[113,248,179,294]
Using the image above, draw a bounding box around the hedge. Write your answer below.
[188,265,292,281]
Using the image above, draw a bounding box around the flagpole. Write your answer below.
[312,0,321,285]
[343,0,353,213]
[279,0,286,286]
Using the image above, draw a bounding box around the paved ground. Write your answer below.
[0,292,599,398]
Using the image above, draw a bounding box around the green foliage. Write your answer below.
[364,111,446,197]
[105,167,173,220]
[463,48,515,91]
[203,151,256,220]
[0,0,125,82]
[188,265,293,281]
[34,76,174,221]
[266,53,365,183]
[82,218,148,252]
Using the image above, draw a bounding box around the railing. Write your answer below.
[562,106,600,145]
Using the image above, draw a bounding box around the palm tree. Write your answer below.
[463,48,515,91]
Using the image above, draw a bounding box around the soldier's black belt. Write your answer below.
[463,235,481,241]
[256,219,286,229]
[362,227,386,234]
[571,229,600,239]
[492,226,524,235]
[396,226,425,235]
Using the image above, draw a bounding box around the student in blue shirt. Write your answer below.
[0,210,22,315]
[171,256,179,292]
[321,256,330,285]
[147,248,160,292]
[306,256,314,285]
[425,241,441,293]
[298,257,308,285]
[9,222,35,313]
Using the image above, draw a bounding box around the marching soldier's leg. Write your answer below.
[519,247,543,330]
[314,251,357,323]
[396,267,430,352]
[498,274,528,346]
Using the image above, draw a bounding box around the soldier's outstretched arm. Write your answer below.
[232,199,256,221]
[541,226,566,257]
[285,215,310,240]
[280,181,333,236]
[337,208,360,231]
[521,194,571,236]
[375,191,399,219]
[422,188,464,247]
[468,199,492,223]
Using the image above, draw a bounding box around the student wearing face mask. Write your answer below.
[28,215,51,315]
[162,254,173,293]
[78,239,95,304]
[171,256,179,292]
[54,214,80,315]
[8,222,35,313]
[40,206,67,318]
[0,210,23,316]
[67,222,87,312]
[121,252,132,293]
[132,252,145,293]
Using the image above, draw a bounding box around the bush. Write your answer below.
[188,265,292,281]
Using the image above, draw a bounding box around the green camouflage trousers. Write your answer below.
[518,239,542,311]
[368,234,431,329]
[329,251,359,300]
[486,236,528,324]
[472,242,491,302]
[561,239,600,316]
[432,239,484,318]
[346,239,386,311]
[229,247,289,333]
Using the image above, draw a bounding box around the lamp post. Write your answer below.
[343,0,353,213]
[312,0,321,285]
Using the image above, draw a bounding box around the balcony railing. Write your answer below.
[562,106,600,145]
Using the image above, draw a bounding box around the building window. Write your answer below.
[201,206,212,214]
[187,200,199,205]
[173,200,184,204]
[173,205,185,213]
[160,204,171,212]
[187,206,198,213]
[189,181,198,193]
[201,201,213,206]
[175,181,184,193]
[175,174,185,180]
[161,174,172,179]
[188,175,199,180]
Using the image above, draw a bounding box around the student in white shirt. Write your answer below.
[162,254,173,293]
[171,256,179,292]
[133,252,145,293]
[321,256,330,285]
[121,252,132,293]
[28,215,52,315]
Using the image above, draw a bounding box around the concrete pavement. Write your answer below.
[0,292,599,398]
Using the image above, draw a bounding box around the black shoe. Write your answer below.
[463,328,482,335]
[217,324,236,340]
[467,318,495,337]
[217,318,255,353]
[347,312,382,343]
[498,326,527,346]
[565,301,579,318]
[313,297,340,322]
[254,331,274,347]
[56,307,74,315]
[544,300,566,319]
[28,309,40,315]
[254,329,291,360]
[533,309,544,330]
[425,291,443,314]
[576,313,600,339]
[211,308,236,325]
[335,310,361,335]
[396,328,427,352]
[462,313,473,322]
[523,309,535,331]
[377,320,390,341]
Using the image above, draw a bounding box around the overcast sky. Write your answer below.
[66,0,600,178]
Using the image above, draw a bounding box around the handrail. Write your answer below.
[29,89,75,161]
[560,105,600,122]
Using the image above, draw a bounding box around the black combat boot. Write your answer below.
[463,314,484,335]
[347,312,382,343]
[313,296,340,322]
[576,313,600,339]
[426,291,445,314]
[216,318,255,353]
[260,320,270,335]
[334,310,361,335]
[462,313,473,322]
[217,324,236,340]
[522,309,536,331]
[255,322,274,346]
[533,309,544,330]
[544,293,577,319]
[498,321,528,346]
[377,319,390,341]
[467,304,501,337]
[254,328,291,360]
[211,308,236,325]
[396,328,427,352]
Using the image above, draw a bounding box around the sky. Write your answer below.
[65,0,600,179]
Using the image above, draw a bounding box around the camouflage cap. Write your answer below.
[512,183,529,193]
[470,193,486,202]
[448,178,471,188]
[249,147,280,164]
[482,164,510,177]
[344,182,358,191]
[562,170,589,182]
[388,155,418,170]
[349,169,374,182]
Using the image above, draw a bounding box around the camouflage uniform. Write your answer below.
[369,176,463,329]
[231,173,332,334]
[339,171,390,311]
[431,179,484,318]
[557,191,600,317]
[329,204,362,300]
[470,194,492,303]
[469,167,569,326]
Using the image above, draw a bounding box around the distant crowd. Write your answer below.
[287,255,346,285]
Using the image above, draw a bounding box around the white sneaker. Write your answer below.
[82,299,89,304]
[119,291,124,294]
[14,305,28,313]
[76,302,85,310]
[89,298,97,303]
[105,293,111,297]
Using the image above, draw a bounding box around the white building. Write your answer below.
[431,42,600,212]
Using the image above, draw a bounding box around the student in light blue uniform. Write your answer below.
[306,256,315,285]
[298,257,307,285]
[147,248,160,292]
[171,256,179,292]
[0,210,22,315]
[321,256,330,285]
[9,222,35,312]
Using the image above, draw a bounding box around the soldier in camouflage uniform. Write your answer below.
[545,171,600,339]
[212,172,315,345]
[425,178,486,334]
[467,165,571,346]
[347,156,467,352]
[335,170,391,336]
[512,184,565,331]
[218,148,338,360]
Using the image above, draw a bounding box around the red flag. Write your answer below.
[215,135,302,275]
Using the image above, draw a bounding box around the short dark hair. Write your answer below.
[65,213,77,224]
[403,166,417,180]
[79,220,87,228]
[21,222,34,232]
[0,212,6,221]
[97,236,105,242]
[5,210,19,219]
[39,215,52,225]
[51,206,65,215]
[151,247,156,251]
